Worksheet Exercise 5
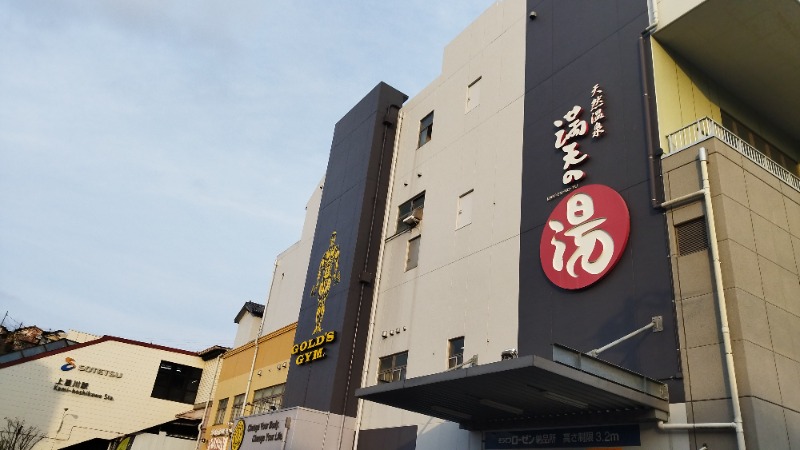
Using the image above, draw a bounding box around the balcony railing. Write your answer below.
[665,117,800,193]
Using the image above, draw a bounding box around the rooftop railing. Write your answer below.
[665,117,800,193]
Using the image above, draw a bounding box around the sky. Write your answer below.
[0,1,498,351]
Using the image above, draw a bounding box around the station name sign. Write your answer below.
[60,357,123,378]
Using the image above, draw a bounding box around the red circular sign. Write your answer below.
[540,184,630,290]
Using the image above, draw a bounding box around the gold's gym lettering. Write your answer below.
[292,331,336,365]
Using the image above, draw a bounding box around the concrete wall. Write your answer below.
[263,178,324,336]
[233,312,263,349]
[662,140,800,449]
[0,338,207,449]
[358,1,526,447]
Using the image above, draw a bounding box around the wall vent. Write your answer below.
[676,218,709,256]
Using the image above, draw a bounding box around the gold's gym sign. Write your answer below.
[293,231,341,366]
[292,331,337,365]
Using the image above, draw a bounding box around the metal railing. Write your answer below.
[377,366,406,383]
[666,117,800,193]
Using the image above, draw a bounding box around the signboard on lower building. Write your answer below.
[485,424,640,449]
[230,412,291,450]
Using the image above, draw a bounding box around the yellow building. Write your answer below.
[201,322,296,450]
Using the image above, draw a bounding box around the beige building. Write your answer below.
[200,322,296,450]
[0,333,223,450]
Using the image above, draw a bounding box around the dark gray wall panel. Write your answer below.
[282,82,407,416]
[520,0,683,400]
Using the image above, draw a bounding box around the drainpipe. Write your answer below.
[639,33,663,209]
[352,107,405,449]
[195,353,224,450]
[658,148,746,450]
[645,0,658,33]
[243,259,279,416]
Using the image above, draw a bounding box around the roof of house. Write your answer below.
[233,301,264,324]
[0,335,206,370]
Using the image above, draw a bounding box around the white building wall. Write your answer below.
[654,0,705,28]
[359,0,526,447]
[233,312,263,349]
[0,339,208,449]
[130,433,196,450]
[262,177,324,335]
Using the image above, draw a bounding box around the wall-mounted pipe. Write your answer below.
[658,148,746,450]
[349,104,404,448]
[242,259,279,417]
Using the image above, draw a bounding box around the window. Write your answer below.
[213,398,228,425]
[230,393,245,419]
[150,360,203,404]
[406,236,421,271]
[252,384,285,414]
[456,190,474,229]
[397,192,425,233]
[466,77,481,112]
[448,337,465,369]
[418,112,434,147]
[721,111,798,175]
[378,352,408,383]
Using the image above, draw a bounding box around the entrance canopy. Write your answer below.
[356,348,669,431]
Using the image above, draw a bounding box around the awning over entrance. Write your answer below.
[356,349,669,431]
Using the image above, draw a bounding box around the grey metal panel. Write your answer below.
[519,0,683,401]
[356,354,669,431]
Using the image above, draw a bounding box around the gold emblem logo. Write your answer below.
[230,419,245,450]
[115,437,132,450]
[311,231,341,334]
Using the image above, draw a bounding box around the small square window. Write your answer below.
[378,351,408,383]
[466,77,481,112]
[448,337,465,369]
[418,112,434,148]
[406,236,421,271]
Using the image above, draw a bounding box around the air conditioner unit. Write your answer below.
[402,215,420,226]
[402,208,423,226]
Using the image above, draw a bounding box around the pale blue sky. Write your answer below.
[0,1,496,350]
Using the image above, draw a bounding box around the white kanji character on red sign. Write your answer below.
[540,185,630,290]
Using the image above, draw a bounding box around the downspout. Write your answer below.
[243,259,279,416]
[352,107,404,449]
[645,0,658,33]
[195,353,224,450]
[639,32,662,209]
[658,148,746,450]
